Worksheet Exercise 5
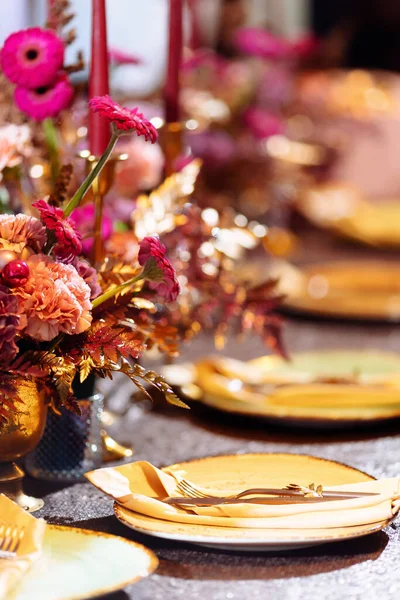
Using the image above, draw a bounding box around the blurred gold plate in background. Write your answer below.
[114,453,392,551]
[282,261,400,321]
[163,351,400,427]
[297,183,400,248]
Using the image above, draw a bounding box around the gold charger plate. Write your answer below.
[163,351,400,427]
[282,261,400,321]
[12,525,158,600]
[297,183,400,248]
[114,453,392,551]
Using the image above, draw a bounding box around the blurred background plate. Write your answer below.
[281,261,400,321]
[163,351,400,428]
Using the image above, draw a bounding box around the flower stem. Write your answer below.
[92,272,144,308]
[63,132,119,217]
[43,118,60,183]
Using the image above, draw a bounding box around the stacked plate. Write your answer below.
[163,350,400,428]
[87,454,400,552]
[297,182,400,249]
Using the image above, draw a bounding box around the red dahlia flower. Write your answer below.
[89,95,158,142]
[32,199,82,259]
[138,236,180,302]
[1,27,65,89]
[14,73,73,121]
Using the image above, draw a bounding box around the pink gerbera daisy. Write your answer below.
[14,73,73,121]
[138,236,180,302]
[89,95,158,142]
[32,199,82,259]
[1,27,65,89]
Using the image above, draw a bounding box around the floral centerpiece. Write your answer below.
[0,95,184,429]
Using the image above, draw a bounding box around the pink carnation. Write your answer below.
[234,28,290,60]
[14,73,73,121]
[13,254,92,342]
[138,236,180,302]
[89,95,158,142]
[1,27,65,89]
[0,213,46,252]
[72,258,102,300]
[32,199,82,259]
[115,137,163,196]
[243,107,284,140]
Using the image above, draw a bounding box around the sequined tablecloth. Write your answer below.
[27,230,400,600]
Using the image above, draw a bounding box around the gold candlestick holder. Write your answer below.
[156,119,198,177]
[79,150,128,266]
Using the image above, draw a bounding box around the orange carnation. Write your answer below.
[14,254,92,341]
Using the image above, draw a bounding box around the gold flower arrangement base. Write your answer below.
[0,377,47,512]
[0,462,44,512]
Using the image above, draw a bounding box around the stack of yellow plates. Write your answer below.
[297,182,400,248]
[164,351,400,427]
[86,454,400,551]
[281,261,400,321]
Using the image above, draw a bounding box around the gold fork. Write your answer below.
[174,479,378,501]
[0,523,25,558]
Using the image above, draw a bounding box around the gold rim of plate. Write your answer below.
[113,453,393,548]
[172,350,400,425]
[282,261,400,321]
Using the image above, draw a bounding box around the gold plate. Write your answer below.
[297,183,400,248]
[114,453,392,551]
[282,261,400,321]
[164,351,400,427]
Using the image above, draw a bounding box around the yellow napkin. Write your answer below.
[86,461,400,529]
[0,495,46,600]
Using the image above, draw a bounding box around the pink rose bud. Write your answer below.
[1,259,30,287]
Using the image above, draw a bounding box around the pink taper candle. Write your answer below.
[164,0,183,123]
[89,0,110,156]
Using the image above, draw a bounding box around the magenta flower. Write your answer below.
[71,258,102,299]
[234,28,290,60]
[1,27,65,89]
[14,73,73,121]
[243,107,284,140]
[0,284,26,366]
[32,199,82,259]
[70,203,113,255]
[109,47,142,66]
[138,236,180,302]
[89,95,158,142]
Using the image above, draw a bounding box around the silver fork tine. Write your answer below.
[176,479,206,498]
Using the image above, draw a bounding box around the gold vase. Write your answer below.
[0,378,47,512]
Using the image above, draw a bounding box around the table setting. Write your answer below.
[1,1,400,599]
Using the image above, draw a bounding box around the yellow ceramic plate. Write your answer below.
[114,453,392,551]
[163,351,400,427]
[282,261,400,321]
[297,183,400,248]
[12,525,158,600]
